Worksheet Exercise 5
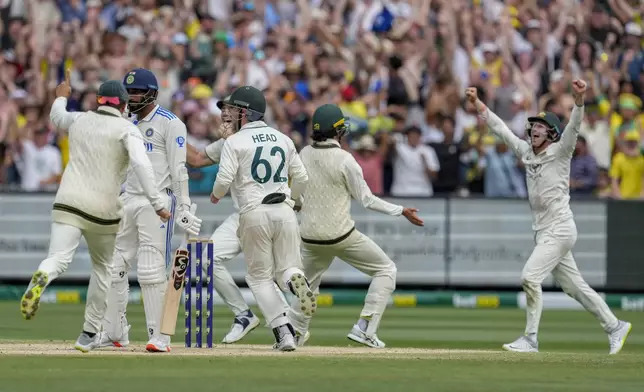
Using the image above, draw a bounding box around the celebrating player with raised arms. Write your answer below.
[98,68,201,353]
[465,81,632,354]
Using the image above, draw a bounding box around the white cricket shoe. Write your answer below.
[97,324,131,348]
[347,325,386,349]
[222,310,260,344]
[608,321,632,355]
[295,331,310,347]
[287,273,317,317]
[74,332,100,353]
[146,334,171,353]
[502,335,539,353]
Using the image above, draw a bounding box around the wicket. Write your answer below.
[184,240,214,348]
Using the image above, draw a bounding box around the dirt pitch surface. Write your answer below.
[0,342,502,359]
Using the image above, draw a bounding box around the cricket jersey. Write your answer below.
[298,139,403,244]
[211,121,308,215]
[482,105,585,231]
[124,105,191,207]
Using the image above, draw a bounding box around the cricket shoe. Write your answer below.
[222,310,260,344]
[146,335,171,353]
[295,331,310,347]
[21,271,49,320]
[97,324,131,348]
[287,273,317,317]
[74,332,100,353]
[347,325,385,349]
[608,320,632,355]
[272,324,297,352]
[502,335,539,353]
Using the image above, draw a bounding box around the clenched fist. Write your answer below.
[571,79,587,106]
[217,121,235,139]
[465,87,478,104]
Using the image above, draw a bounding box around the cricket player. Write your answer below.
[465,81,632,355]
[186,115,261,344]
[98,68,201,353]
[20,74,170,353]
[210,85,314,352]
[287,104,424,349]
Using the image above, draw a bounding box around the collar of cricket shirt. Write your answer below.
[240,121,268,131]
[96,105,123,118]
[312,139,340,149]
[136,105,161,123]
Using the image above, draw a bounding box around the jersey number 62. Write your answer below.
[251,146,287,184]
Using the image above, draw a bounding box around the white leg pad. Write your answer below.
[137,245,167,339]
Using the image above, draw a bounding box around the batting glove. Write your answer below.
[176,203,202,237]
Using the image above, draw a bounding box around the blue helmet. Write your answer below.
[123,68,159,113]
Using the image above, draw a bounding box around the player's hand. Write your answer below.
[156,208,172,223]
[210,193,220,204]
[571,79,587,104]
[217,121,235,139]
[465,87,478,104]
[176,204,202,236]
[402,208,424,227]
[55,68,72,98]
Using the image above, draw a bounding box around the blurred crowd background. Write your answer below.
[0,0,643,199]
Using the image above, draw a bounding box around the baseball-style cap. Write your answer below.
[97,80,129,105]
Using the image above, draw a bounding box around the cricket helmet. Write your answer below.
[123,68,159,113]
[526,111,563,142]
[311,104,349,142]
[218,86,266,122]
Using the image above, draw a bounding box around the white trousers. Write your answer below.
[238,204,302,327]
[204,212,250,316]
[288,230,396,335]
[522,219,618,335]
[37,222,116,334]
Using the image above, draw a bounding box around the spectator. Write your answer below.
[13,127,61,192]
[570,136,599,195]
[610,131,644,200]
[390,125,439,198]
[484,135,527,199]
[430,115,464,195]
[352,132,387,196]
[580,101,611,170]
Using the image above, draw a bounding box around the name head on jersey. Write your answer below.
[311,104,349,142]
[123,68,159,114]
[97,80,129,113]
[217,86,266,132]
[526,111,562,150]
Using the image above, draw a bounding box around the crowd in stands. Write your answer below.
[0,0,643,199]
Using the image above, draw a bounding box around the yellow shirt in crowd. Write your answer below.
[609,152,644,199]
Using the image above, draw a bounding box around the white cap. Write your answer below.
[625,22,642,37]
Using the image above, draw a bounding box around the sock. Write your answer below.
[358,317,369,332]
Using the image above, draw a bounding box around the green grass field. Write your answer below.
[1,302,643,391]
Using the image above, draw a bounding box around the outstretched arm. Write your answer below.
[342,155,403,216]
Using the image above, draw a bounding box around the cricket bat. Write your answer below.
[160,204,196,336]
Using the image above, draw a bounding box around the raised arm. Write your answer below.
[557,80,587,157]
[121,125,165,212]
[465,87,529,157]
[49,68,82,131]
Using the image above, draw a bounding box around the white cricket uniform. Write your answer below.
[38,98,163,334]
[287,139,401,337]
[103,105,190,342]
[483,105,619,335]
[212,121,309,328]
[200,139,251,316]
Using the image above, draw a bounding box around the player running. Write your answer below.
[21,74,170,353]
[287,104,424,348]
[186,111,262,344]
[98,68,201,353]
[465,81,632,355]
[210,85,314,352]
